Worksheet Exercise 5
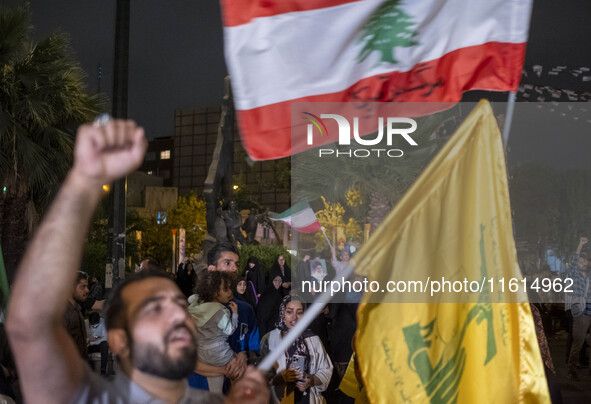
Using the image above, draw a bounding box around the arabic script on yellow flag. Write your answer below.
[354,101,549,403]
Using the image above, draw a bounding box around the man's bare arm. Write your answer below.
[6,120,146,403]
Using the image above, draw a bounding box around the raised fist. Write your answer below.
[73,119,147,186]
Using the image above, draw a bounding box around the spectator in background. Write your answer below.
[565,236,591,380]
[244,257,266,299]
[177,261,197,298]
[88,276,103,302]
[270,255,291,296]
[139,257,162,272]
[330,247,350,280]
[257,276,284,337]
[326,292,360,404]
[83,275,104,315]
[64,271,89,360]
[235,276,258,308]
[295,254,312,298]
[87,311,108,376]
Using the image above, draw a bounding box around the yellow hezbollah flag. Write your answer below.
[354,101,549,403]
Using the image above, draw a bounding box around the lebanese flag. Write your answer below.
[271,201,322,233]
[221,0,532,160]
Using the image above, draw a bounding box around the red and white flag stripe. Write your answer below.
[220,0,533,160]
[270,201,322,233]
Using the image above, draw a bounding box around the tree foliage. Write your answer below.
[0,5,104,201]
[168,193,207,253]
[0,4,104,280]
[126,193,208,270]
[80,198,109,282]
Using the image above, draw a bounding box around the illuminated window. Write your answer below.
[147,171,153,175]
[160,150,171,160]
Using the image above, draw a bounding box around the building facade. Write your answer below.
[172,106,291,213]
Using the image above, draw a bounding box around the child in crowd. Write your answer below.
[190,271,238,393]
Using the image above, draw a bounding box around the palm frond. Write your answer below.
[0,4,30,66]
[0,6,103,208]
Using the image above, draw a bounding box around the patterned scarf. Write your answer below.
[276,295,311,372]
[276,295,313,402]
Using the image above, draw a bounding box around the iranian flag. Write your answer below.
[271,201,322,233]
[220,0,533,160]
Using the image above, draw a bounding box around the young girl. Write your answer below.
[189,271,238,393]
[268,295,333,404]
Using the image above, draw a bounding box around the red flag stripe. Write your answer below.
[293,222,323,233]
[220,0,363,27]
[236,41,526,160]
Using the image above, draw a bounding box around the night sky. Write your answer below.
[3,0,590,142]
[4,0,227,139]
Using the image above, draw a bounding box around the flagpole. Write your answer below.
[258,263,356,372]
[502,91,517,148]
[321,227,333,249]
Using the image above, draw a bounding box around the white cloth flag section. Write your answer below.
[270,201,322,233]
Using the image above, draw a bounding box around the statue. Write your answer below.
[203,76,234,243]
[213,206,228,243]
[242,208,261,244]
[223,201,246,246]
[257,207,282,244]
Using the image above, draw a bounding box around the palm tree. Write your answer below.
[0,5,104,281]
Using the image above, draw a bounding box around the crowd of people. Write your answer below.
[3,120,267,404]
[0,119,362,404]
[4,118,587,404]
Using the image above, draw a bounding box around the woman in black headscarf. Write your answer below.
[176,261,196,298]
[256,275,284,337]
[244,256,266,298]
[234,275,258,308]
[268,295,333,404]
[270,255,291,296]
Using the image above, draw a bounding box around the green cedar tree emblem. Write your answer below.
[358,0,419,65]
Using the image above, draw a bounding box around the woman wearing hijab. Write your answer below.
[270,255,291,296]
[176,261,196,298]
[234,275,258,308]
[256,275,285,337]
[268,295,333,404]
[244,256,266,298]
